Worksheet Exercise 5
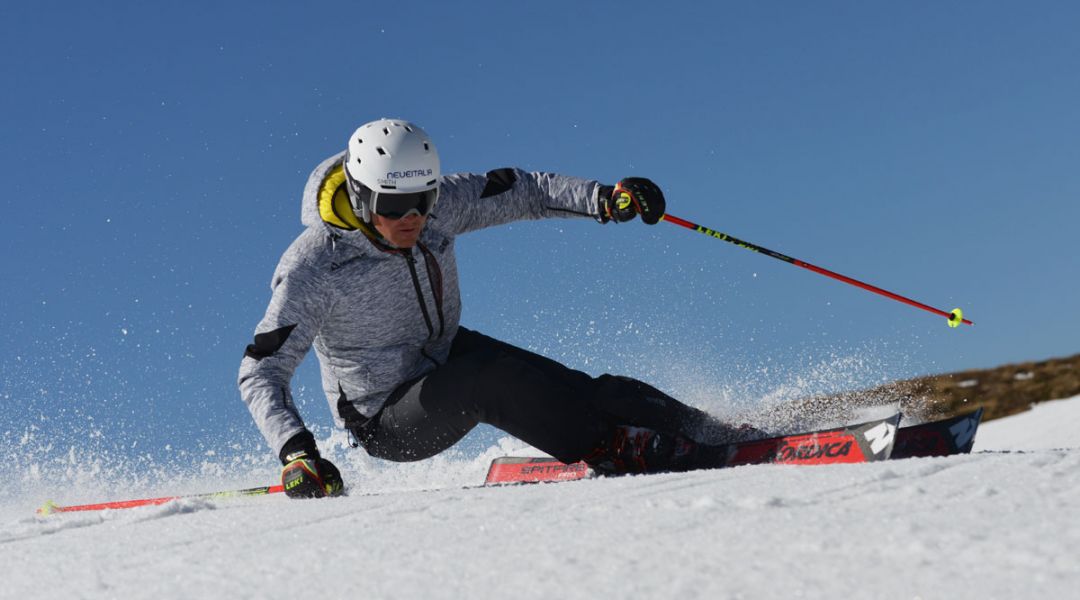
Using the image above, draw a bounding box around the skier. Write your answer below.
[239,118,748,498]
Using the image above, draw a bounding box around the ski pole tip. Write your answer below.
[37,500,60,516]
[948,308,965,328]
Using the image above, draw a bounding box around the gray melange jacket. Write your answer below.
[238,151,606,456]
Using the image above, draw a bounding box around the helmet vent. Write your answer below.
[382,127,390,135]
[376,147,387,156]
[405,125,414,132]
[356,138,363,144]
[423,142,430,151]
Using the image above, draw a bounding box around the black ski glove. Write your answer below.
[598,177,666,225]
[279,431,345,499]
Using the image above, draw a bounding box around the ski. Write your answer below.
[484,457,594,485]
[37,411,982,513]
[485,413,901,485]
[892,407,983,459]
[37,484,285,515]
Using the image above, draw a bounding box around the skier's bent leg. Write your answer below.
[450,329,721,441]
[445,330,740,472]
[446,331,614,463]
[356,330,612,464]
[358,328,745,473]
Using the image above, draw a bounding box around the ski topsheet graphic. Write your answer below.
[892,408,983,459]
[486,413,902,485]
[484,457,593,485]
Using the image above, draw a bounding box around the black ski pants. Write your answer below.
[353,327,719,464]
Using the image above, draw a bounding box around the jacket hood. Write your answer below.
[301,151,353,229]
[302,150,401,253]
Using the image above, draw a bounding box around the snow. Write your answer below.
[3,397,1080,599]
[973,396,1080,452]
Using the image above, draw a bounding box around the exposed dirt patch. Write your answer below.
[757,353,1080,428]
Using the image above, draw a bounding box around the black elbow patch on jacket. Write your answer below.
[480,168,517,198]
[244,324,298,360]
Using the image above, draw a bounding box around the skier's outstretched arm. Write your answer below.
[432,169,665,234]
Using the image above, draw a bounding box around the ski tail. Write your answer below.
[891,407,984,459]
[484,413,901,486]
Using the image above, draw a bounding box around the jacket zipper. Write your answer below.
[405,249,435,340]
[417,243,446,338]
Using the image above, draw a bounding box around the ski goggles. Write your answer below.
[352,181,439,220]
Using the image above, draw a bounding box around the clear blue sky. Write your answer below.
[2,2,1079,460]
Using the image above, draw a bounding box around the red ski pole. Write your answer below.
[661,214,973,327]
[37,484,284,515]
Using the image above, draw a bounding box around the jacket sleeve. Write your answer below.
[237,249,334,458]
[432,168,606,235]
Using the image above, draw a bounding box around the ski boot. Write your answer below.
[585,425,706,475]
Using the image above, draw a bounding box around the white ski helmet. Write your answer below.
[343,118,441,222]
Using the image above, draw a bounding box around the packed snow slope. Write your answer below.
[4,397,1079,600]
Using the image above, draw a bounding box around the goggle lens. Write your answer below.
[372,189,439,219]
